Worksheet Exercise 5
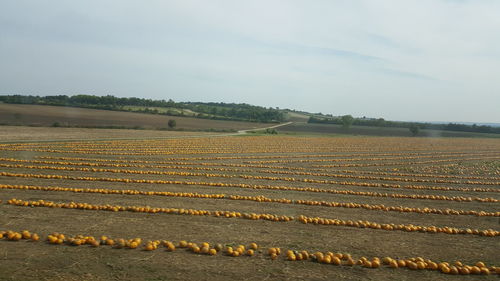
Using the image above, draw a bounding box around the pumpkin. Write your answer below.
[201,246,210,254]
[480,268,490,275]
[322,255,332,264]
[475,262,485,268]
[31,233,40,241]
[301,251,309,260]
[416,261,426,270]
[249,243,258,250]
[459,267,470,275]
[268,248,277,255]
[440,265,451,274]
[408,262,418,270]
[21,230,31,239]
[145,243,155,251]
[470,266,481,275]
[449,266,459,275]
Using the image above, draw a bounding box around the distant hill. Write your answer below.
[308,115,500,135]
[1,94,498,135]
[0,94,285,123]
[0,103,271,131]
[277,122,500,138]
[424,121,500,128]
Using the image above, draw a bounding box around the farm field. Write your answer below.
[0,132,499,280]
[0,126,215,142]
[0,103,269,131]
[278,122,500,138]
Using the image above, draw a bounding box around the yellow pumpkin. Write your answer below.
[31,233,40,241]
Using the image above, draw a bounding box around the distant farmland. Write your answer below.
[278,122,500,138]
[0,103,269,131]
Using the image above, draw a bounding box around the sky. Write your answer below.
[1,0,499,123]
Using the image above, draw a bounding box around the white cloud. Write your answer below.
[0,0,499,122]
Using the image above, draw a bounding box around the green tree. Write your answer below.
[168,119,177,129]
[409,124,420,136]
[376,118,386,127]
[341,115,354,129]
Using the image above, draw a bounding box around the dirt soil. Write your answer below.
[0,103,269,131]
[0,131,499,281]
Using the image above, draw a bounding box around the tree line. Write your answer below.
[0,94,285,123]
[308,115,500,134]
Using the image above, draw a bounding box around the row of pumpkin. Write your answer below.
[1,171,497,203]
[1,229,499,275]
[1,162,498,194]
[33,155,500,181]
[1,183,498,217]
[6,198,499,237]
[2,157,499,186]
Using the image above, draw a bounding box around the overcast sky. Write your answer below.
[1,0,499,123]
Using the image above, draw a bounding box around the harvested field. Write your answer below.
[0,126,214,142]
[0,132,499,280]
[0,103,268,131]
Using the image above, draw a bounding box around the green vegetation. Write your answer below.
[247,128,279,135]
[265,128,278,134]
[167,119,177,129]
[341,115,354,129]
[0,94,285,123]
[409,124,420,136]
[308,116,500,135]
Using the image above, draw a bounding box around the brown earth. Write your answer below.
[0,131,499,281]
[0,126,216,142]
[0,103,269,131]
